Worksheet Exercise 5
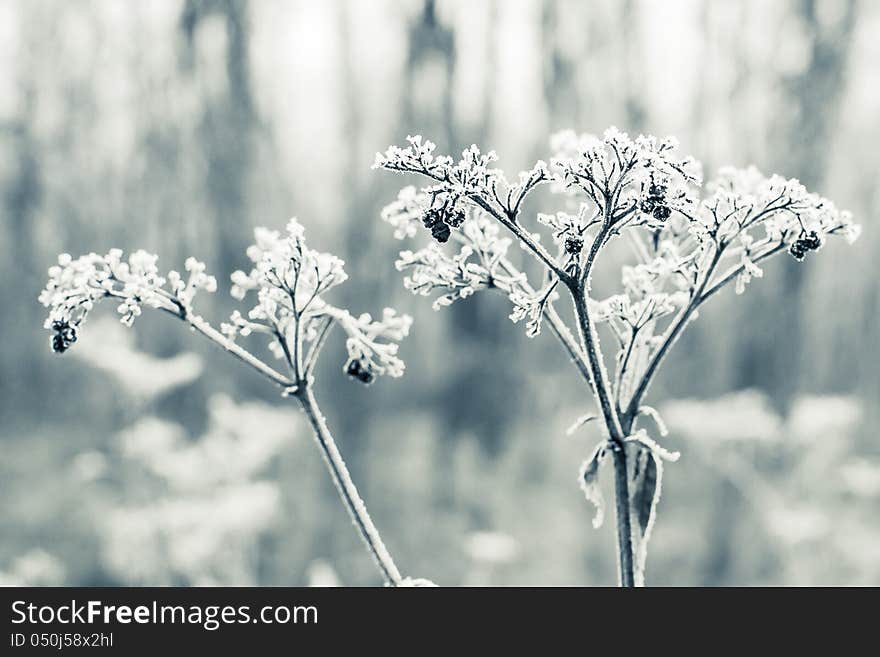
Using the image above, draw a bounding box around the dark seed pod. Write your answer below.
[50,321,77,353]
[346,359,375,384]
[652,205,671,221]
[422,207,443,229]
[431,221,451,243]
[446,208,466,228]
[803,230,821,249]
[564,235,584,255]
[639,199,656,214]
[789,230,822,261]
[52,334,67,353]
[649,183,667,199]
[422,206,457,242]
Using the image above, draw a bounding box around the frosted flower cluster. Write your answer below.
[374,137,497,243]
[508,287,556,338]
[384,186,523,312]
[226,219,411,382]
[695,166,860,279]
[536,202,602,266]
[376,128,861,429]
[375,136,549,244]
[40,218,412,386]
[41,218,415,586]
[377,127,860,586]
[378,129,859,348]
[550,127,701,219]
[39,249,216,353]
[374,135,500,243]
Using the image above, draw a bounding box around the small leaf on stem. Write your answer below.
[579,441,608,529]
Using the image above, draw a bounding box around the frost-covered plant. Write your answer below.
[375,129,860,586]
[39,218,425,586]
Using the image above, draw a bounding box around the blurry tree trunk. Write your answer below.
[701,479,740,585]
[541,0,579,126]
[327,1,385,577]
[179,0,255,284]
[618,0,646,131]
[735,0,856,408]
[1,90,43,408]
[403,0,455,149]
[402,3,522,520]
[401,0,459,507]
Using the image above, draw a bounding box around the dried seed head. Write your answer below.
[564,235,584,255]
[430,221,452,243]
[649,182,668,198]
[652,205,672,221]
[789,230,822,261]
[345,358,375,385]
[50,320,77,353]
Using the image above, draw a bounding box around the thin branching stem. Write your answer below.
[544,303,594,387]
[614,325,640,405]
[565,211,634,587]
[622,239,786,424]
[158,300,403,585]
[294,384,403,586]
[622,247,722,426]
[495,256,593,386]
[473,196,573,283]
[700,243,787,302]
[570,220,624,440]
[572,289,635,587]
[303,316,335,379]
[184,311,295,388]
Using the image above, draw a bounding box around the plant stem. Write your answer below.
[295,384,403,586]
[175,307,403,585]
[572,294,636,587]
[623,248,724,420]
[180,311,295,388]
[611,446,635,588]
[568,218,635,587]
[495,255,594,388]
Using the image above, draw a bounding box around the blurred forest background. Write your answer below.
[1,0,878,586]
